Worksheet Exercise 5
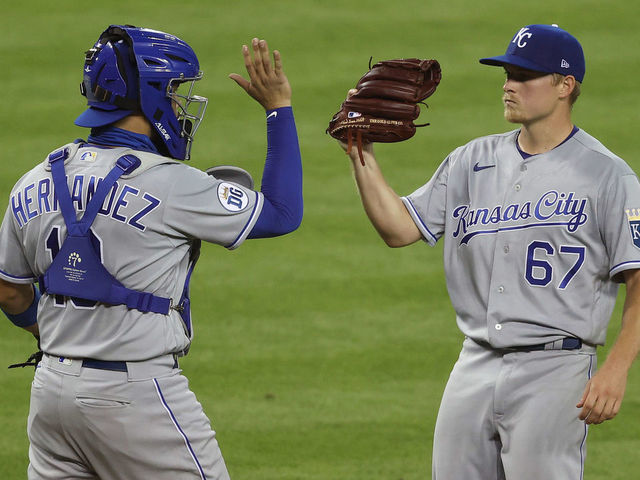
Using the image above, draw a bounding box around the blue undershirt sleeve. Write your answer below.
[2,284,40,328]
[248,106,303,238]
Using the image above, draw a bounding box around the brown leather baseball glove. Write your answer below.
[327,58,442,165]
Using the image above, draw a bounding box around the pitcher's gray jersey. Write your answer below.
[0,142,263,360]
[402,128,640,348]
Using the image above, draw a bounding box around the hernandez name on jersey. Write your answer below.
[9,163,161,231]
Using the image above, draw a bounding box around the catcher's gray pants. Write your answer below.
[28,354,230,480]
[432,337,596,480]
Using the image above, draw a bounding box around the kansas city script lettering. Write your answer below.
[452,190,588,244]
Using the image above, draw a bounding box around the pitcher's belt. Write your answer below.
[507,337,582,352]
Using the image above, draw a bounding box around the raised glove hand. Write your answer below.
[327,58,442,165]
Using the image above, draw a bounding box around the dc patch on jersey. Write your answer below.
[218,182,249,212]
[626,209,640,248]
[80,151,97,162]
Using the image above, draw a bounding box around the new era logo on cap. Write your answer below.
[479,24,586,83]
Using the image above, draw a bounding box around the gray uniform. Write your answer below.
[402,128,640,479]
[0,142,263,479]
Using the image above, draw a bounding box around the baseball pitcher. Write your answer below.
[333,24,640,479]
[0,25,302,479]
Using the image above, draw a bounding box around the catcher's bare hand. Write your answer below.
[229,38,291,111]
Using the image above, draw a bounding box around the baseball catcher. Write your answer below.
[327,58,442,165]
[0,24,302,480]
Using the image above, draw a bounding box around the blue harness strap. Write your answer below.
[172,240,200,337]
[39,149,172,315]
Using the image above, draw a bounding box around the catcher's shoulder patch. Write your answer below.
[79,150,98,163]
[217,182,250,212]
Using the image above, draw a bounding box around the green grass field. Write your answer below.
[1,1,639,478]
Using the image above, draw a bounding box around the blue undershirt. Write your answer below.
[516,125,579,159]
[88,126,160,154]
[2,285,40,328]
[83,108,303,238]
[248,106,303,238]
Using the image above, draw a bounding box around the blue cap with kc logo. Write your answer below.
[479,24,585,83]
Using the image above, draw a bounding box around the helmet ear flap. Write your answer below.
[100,25,135,50]
[75,26,140,127]
[98,26,139,100]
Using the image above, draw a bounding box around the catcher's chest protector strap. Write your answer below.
[173,239,201,339]
[38,148,172,315]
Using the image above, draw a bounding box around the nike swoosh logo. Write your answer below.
[267,111,278,120]
[473,162,496,172]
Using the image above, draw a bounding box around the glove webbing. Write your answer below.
[346,129,365,166]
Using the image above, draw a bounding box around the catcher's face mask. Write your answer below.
[168,76,208,158]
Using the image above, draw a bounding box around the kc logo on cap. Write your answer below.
[512,27,533,48]
[479,24,586,83]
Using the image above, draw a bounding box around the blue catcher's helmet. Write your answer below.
[76,25,208,160]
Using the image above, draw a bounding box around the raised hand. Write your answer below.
[229,38,291,111]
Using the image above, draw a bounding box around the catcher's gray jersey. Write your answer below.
[0,142,263,360]
[403,128,640,348]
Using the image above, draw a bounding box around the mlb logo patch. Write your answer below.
[626,209,640,248]
[80,151,97,162]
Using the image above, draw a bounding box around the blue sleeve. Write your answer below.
[2,285,39,328]
[248,106,303,238]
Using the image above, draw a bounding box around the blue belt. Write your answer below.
[511,337,582,352]
[83,359,128,372]
[80,356,180,372]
